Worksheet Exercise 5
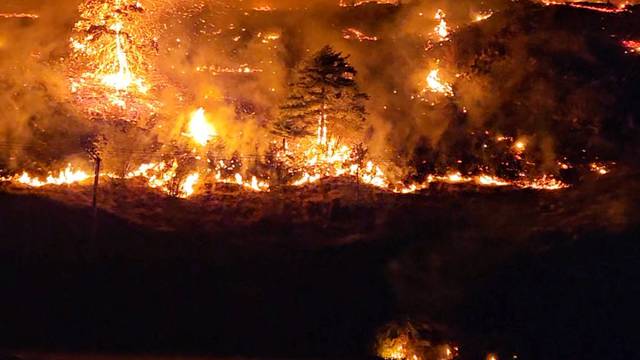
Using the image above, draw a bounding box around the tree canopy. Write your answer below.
[273,46,369,144]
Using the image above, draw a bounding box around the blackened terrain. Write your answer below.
[1,170,639,360]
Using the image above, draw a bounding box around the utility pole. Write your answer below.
[92,156,101,219]
[83,133,106,244]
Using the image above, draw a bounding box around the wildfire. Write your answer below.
[541,1,629,13]
[425,68,454,96]
[377,332,411,360]
[473,11,494,22]
[0,13,40,19]
[253,6,275,12]
[195,65,264,75]
[181,173,200,197]
[434,9,449,41]
[99,22,149,94]
[518,175,569,190]
[259,32,281,44]
[215,171,270,192]
[185,108,217,146]
[339,0,400,7]
[290,134,389,189]
[343,28,379,42]
[68,0,156,118]
[7,164,90,188]
[391,173,568,194]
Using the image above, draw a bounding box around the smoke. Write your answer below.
[0,0,638,178]
[0,0,86,171]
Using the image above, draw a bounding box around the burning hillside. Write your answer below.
[0,1,639,357]
[0,1,637,200]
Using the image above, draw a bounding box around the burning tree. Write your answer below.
[274,46,369,148]
[68,0,158,123]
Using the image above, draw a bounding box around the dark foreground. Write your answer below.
[0,173,639,360]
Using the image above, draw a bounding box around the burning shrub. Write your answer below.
[376,321,457,360]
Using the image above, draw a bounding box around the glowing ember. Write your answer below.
[622,40,640,54]
[425,68,454,96]
[185,108,217,146]
[590,162,610,175]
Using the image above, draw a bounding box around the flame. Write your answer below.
[426,68,454,96]
[195,64,264,75]
[434,9,449,41]
[126,161,178,193]
[0,13,39,19]
[68,0,155,117]
[215,172,270,192]
[542,1,629,13]
[339,0,400,7]
[125,161,202,198]
[518,175,568,190]
[9,164,90,187]
[288,123,389,189]
[181,172,200,197]
[100,22,148,94]
[185,108,217,146]
[343,28,379,42]
[473,11,494,22]
[377,336,410,360]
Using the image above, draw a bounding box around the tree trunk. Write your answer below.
[321,86,327,152]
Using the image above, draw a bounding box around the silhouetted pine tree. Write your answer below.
[273,46,369,147]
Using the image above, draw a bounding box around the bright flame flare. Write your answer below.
[435,9,449,41]
[426,68,454,96]
[186,108,218,146]
[9,164,90,187]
